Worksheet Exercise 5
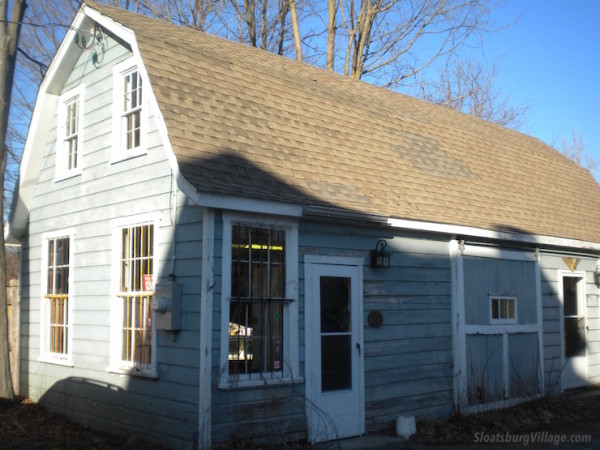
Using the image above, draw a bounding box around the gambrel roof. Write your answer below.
[11,1,600,248]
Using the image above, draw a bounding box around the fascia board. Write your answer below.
[387,217,600,253]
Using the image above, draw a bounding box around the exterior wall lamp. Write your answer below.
[595,265,600,287]
[370,239,390,268]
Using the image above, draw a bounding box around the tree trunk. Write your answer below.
[288,0,302,61]
[0,0,27,401]
[326,0,336,71]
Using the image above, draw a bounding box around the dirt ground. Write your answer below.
[1,389,600,449]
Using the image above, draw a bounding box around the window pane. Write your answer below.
[228,223,287,375]
[563,277,579,317]
[232,261,249,298]
[270,264,285,299]
[507,299,515,319]
[321,335,351,391]
[565,317,586,357]
[320,276,351,333]
[491,298,499,320]
[500,299,508,319]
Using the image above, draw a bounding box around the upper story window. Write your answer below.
[122,69,142,150]
[220,213,299,388]
[110,215,158,377]
[56,86,84,180]
[112,58,146,162]
[40,230,74,365]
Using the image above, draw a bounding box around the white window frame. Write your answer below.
[39,229,75,366]
[111,57,147,162]
[489,295,518,324]
[108,214,159,377]
[55,85,84,180]
[219,213,299,389]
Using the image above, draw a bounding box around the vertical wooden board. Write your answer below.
[464,257,537,325]
[508,333,540,398]
[466,334,503,404]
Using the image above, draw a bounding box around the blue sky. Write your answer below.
[478,0,600,179]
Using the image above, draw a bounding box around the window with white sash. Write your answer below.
[40,231,74,364]
[110,217,157,375]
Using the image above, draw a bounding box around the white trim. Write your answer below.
[535,258,545,395]
[557,270,588,391]
[450,240,467,411]
[304,258,365,443]
[111,57,148,162]
[463,245,537,262]
[465,394,542,415]
[189,193,304,218]
[199,208,214,450]
[387,218,600,253]
[219,212,299,387]
[464,324,538,335]
[55,84,85,181]
[303,255,365,266]
[107,214,160,377]
[39,229,76,366]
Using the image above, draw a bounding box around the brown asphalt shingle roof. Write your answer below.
[88,2,600,244]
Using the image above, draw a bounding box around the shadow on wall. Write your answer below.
[37,376,193,446]
[13,148,596,447]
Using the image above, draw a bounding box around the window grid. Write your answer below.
[229,224,286,375]
[122,70,142,151]
[119,224,153,368]
[63,98,79,171]
[45,237,70,355]
[490,296,517,324]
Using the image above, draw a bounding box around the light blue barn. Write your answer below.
[7,2,600,448]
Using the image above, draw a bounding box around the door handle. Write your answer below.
[356,342,361,355]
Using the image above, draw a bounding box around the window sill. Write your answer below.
[54,171,82,182]
[109,148,147,164]
[38,356,73,367]
[218,376,303,390]
[106,366,159,379]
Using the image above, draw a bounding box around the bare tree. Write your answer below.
[422,57,530,129]
[555,131,598,173]
[1,0,27,401]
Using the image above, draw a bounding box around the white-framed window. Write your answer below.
[490,295,517,324]
[55,85,84,179]
[220,213,299,388]
[109,215,158,376]
[112,58,146,162]
[40,230,74,365]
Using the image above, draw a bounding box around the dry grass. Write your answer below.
[2,390,600,449]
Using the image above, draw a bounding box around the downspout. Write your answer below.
[199,208,214,449]
[169,171,177,279]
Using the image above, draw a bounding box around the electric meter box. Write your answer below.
[152,282,182,331]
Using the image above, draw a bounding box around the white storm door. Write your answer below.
[561,273,588,390]
[305,257,364,444]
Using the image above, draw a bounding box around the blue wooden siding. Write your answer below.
[466,334,503,404]
[508,333,540,397]
[300,222,453,430]
[464,257,537,325]
[210,212,306,444]
[19,28,203,449]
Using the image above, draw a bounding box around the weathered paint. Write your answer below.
[18,27,203,449]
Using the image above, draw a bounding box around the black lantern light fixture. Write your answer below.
[370,239,390,268]
[595,265,600,288]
